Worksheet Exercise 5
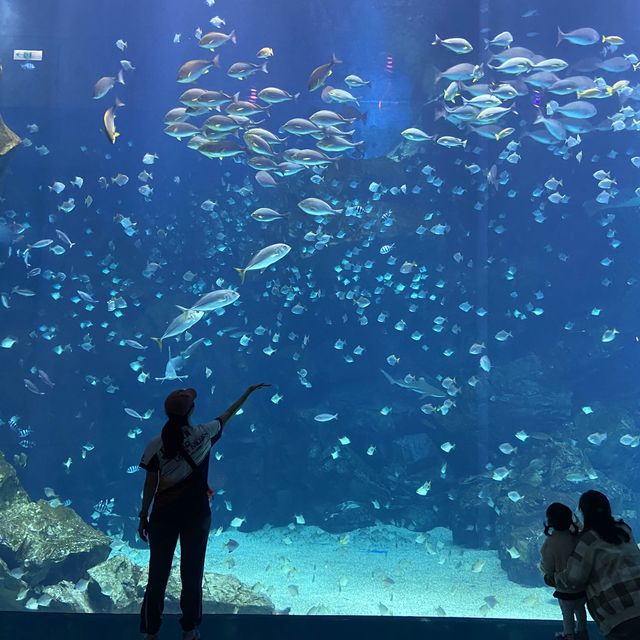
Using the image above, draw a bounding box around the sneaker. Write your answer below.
[181,629,200,640]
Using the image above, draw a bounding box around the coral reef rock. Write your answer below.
[0,451,111,586]
[0,114,21,155]
[84,554,274,614]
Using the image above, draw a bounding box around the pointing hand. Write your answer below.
[248,383,271,393]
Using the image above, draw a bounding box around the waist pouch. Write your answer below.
[153,446,214,512]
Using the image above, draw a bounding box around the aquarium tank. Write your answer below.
[0,0,639,623]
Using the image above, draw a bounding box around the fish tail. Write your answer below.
[556,27,564,47]
[462,139,467,149]
[533,113,544,125]
[115,97,125,108]
[213,54,220,68]
[151,337,163,350]
[293,92,300,102]
[332,53,342,65]
[261,61,269,74]
[234,267,246,284]
[432,34,440,46]
[230,30,237,44]
[117,69,125,85]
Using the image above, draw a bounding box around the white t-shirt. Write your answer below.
[139,419,222,492]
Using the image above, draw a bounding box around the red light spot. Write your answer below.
[385,55,394,74]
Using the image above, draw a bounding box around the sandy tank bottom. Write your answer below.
[120,523,562,619]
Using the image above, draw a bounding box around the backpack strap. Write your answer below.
[178,444,214,502]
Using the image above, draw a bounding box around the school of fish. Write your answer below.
[2,4,639,577]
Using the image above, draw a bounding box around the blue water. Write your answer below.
[1,0,640,621]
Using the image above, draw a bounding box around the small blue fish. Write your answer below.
[127,465,140,474]
[21,63,36,71]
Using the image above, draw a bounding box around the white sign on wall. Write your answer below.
[13,50,43,62]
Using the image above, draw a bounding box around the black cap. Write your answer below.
[164,388,197,416]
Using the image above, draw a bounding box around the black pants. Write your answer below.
[140,513,211,635]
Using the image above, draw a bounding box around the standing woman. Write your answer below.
[138,384,269,640]
[555,490,640,640]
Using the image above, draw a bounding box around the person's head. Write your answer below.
[578,489,630,544]
[544,502,578,536]
[161,388,197,458]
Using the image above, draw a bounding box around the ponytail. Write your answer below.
[161,414,188,459]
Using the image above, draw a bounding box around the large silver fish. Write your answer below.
[308,53,342,91]
[235,243,291,283]
[177,57,220,83]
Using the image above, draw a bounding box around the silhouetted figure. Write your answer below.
[540,502,587,640]
[138,384,269,640]
[555,490,640,640]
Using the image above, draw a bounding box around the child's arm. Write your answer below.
[539,539,556,584]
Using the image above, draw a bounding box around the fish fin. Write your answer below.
[261,61,269,74]
[229,30,237,45]
[379,369,396,385]
[176,305,190,320]
[556,27,564,47]
[234,267,246,284]
[151,337,163,350]
[233,91,240,103]
[331,53,342,65]
[213,54,220,68]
